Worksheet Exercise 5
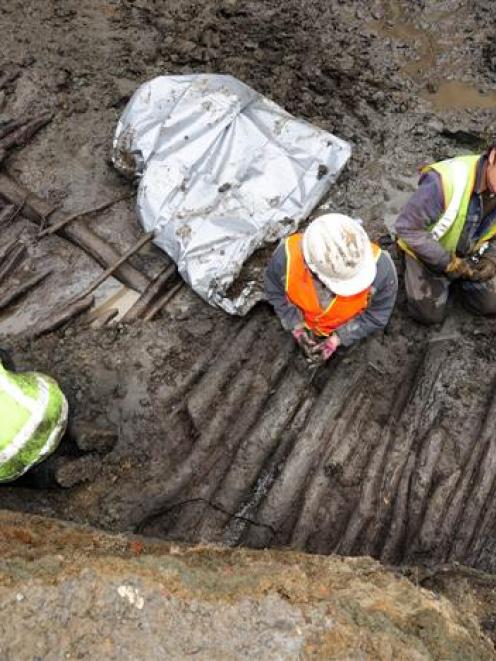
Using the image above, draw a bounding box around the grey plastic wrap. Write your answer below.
[113,74,351,315]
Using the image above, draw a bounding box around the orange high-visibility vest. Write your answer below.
[285,234,381,336]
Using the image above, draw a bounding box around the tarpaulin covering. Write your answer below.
[113,74,351,315]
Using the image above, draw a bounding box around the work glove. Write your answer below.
[292,326,318,360]
[471,255,496,282]
[445,256,477,280]
[311,334,341,362]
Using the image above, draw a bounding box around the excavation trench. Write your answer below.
[0,0,496,573]
[2,297,496,572]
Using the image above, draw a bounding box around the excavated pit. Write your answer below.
[1,0,496,573]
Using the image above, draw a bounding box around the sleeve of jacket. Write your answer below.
[395,171,451,271]
[264,241,303,331]
[335,251,398,347]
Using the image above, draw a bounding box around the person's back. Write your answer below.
[0,356,68,483]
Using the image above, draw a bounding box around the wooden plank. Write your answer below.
[0,173,150,292]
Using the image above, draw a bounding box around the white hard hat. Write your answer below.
[302,214,376,296]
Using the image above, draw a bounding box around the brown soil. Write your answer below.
[1,509,495,659]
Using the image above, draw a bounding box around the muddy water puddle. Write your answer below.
[369,0,480,104]
[368,2,440,78]
[423,81,496,111]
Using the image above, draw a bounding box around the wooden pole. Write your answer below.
[0,232,22,263]
[37,192,133,238]
[92,308,119,328]
[122,263,177,322]
[0,113,53,164]
[28,295,95,338]
[74,231,155,301]
[0,269,52,310]
[144,281,183,321]
[0,173,149,292]
[0,244,26,286]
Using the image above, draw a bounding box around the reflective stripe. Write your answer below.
[0,375,49,465]
[37,394,68,462]
[430,160,468,241]
[285,238,291,292]
[398,155,480,259]
[0,369,38,415]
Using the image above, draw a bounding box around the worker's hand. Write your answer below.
[322,334,341,360]
[312,333,341,362]
[471,255,496,282]
[445,256,477,280]
[292,325,317,359]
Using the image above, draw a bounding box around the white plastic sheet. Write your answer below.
[113,74,351,315]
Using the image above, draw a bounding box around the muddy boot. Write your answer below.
[0,347,15,371]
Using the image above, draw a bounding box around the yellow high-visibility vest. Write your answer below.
[0,361,68,482]
[398,154,495,257]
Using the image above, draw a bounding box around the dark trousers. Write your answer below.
[404,254,496,324]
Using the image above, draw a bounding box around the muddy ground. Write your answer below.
[1,0,496,575]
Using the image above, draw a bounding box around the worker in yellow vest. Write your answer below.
[0,350,68,483]
[264,214,398,364]
[396,144,496,324]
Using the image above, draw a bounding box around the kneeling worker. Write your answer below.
[264,214,398,364]
[0,350,68,483]
[396,144,496,323]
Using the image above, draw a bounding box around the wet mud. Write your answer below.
[0,0,496,573]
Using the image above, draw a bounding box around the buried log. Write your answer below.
[0,243,26,286]
[91,308,119,328]
[0,112,53,164]
[0,269,52,310]
[0,173,149,292]
[0,204,18,225]
[143,280,183,321]
[27,295,95,338]
[0,118,26,141]
[83,305,120,328]
[73,231,155,301]
[122,263,177,322]
[37,192,134,238]
[0,67,20,90]
[0,231,23,264]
